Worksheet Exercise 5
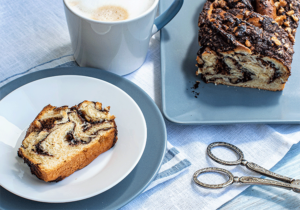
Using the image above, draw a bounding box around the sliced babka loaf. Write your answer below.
[196,0,300,91]
[18,101,117,182]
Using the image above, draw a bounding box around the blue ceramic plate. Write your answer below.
[0,67,167,209]
[160,0,300,124]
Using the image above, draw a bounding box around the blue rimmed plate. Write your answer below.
[0,67,166,209]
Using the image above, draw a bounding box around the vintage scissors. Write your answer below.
[193,142,300,193]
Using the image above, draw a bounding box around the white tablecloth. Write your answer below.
[1,1,300,209]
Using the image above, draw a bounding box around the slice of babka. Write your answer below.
[18,101,117,182]
[196,0,300,91]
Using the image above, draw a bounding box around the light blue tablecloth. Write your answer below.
[1,0,300,209]
[220,142,300,209]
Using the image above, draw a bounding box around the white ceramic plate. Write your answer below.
[0,75,147,203]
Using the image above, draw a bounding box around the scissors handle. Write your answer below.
[193,167,234,189]
[207,142,244,166]
[193,167,300,193]
[238,176,300,193]
[244,161,294,183]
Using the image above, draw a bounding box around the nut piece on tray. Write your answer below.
[18,101,118,182]
[196,0,300,91]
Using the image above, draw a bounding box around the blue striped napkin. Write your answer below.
[144,142,191,192]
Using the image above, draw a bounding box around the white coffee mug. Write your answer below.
[63,0,183,75]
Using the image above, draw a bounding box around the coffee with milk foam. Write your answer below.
[66,0,155,21]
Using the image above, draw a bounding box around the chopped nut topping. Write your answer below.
[275,15,287,26]
[284,43,290,49]
[292,15,299,22]
[210,18,216,22]
[247,17,262,27]
[277,50,284,55]
[286,10,295,16]
[290,3,294,10]
[285,27,292,33]
[293,29,297,33]
[284,21,290,26]
[271,36,282,46]
[288,34,295,43]
[219,0,226,8]
[245,40,251,47]
[236,14,243,19]
[275,2,280,8]
[279,0,287,7]
[196,0,296,83]
[278,7,285,14]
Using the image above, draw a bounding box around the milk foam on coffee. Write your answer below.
[66,0,155,21]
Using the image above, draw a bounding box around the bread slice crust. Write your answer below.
[18,101,118,182]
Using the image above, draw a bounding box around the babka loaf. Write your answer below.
[196,0,300,91]
[18,101,118,182]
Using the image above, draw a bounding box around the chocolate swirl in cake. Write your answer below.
[21,102,117,157]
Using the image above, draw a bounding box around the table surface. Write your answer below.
[1,0,300,208]
[220,141,300,209]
